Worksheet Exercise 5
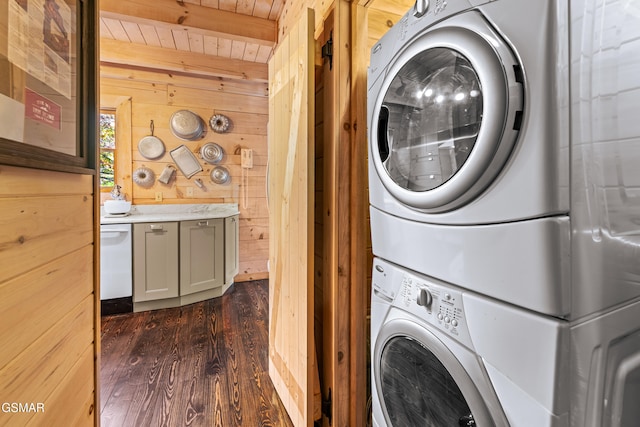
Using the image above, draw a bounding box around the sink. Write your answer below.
[104,200,132,214]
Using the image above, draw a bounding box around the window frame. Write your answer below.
[99,109,116,191]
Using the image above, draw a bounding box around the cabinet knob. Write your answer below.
[149,224,164,231]
[198,221,209,226]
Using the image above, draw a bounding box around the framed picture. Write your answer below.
[0,0,97,174]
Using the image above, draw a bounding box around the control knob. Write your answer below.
[416,287,433,309]
[413,0,429,17]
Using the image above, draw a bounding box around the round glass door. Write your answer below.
[378,49,483,193]
[371,15,523,212]
[374,318,500,426]
[380,336,475,426]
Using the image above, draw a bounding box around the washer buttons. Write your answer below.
[451,319,458,327]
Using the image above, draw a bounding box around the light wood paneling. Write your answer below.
[0,298,94,426]
[101,0,277,47]
[367,0,413,54]
[101,65,269,282]
[100,38,269,82]
[0,165,96,427]
[113,98,133,202]
[268,8,315,426]
[0,246,93,370]
[350,3,372,426]
[28,349,95,427]
[100,64,269,97]
[313,66,325,411]
[0,194,93,284]
[322,4,353,424]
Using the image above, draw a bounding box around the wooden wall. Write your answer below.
[313,60,325,392]
[100,66,269,282]
[277,0,409,43]
[366,0,411,53]
[0,165,96,427]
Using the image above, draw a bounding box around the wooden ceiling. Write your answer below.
[99,0,414,81]
[99,0,283,82]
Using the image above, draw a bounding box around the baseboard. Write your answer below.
[235,272,269,282]
[101,297,133,316]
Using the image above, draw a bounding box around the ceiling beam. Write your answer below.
[100,0,277,47]
[100,38,268,82]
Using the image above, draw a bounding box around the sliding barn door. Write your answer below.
[267,8,315,427]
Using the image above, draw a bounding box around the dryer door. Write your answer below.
[374,318,498,426]
[371,11,523,212]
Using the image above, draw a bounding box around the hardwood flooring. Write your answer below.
[100,280,294,427]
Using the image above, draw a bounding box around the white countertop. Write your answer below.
[100,203,239,224]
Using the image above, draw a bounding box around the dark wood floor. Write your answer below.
[100,280,294,427]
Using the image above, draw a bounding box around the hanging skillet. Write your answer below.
[170,110,205,141]
[138,120,166,160]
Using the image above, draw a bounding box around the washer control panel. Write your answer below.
[396,270,473,349]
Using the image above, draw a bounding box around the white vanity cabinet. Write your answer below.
[179,218,224,296]
[133,222,179,302]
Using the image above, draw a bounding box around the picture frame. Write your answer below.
[0,0,97,174]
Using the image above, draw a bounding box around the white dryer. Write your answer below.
[368,0,570,317]
[371,258,640,427]
[368,0,640,318]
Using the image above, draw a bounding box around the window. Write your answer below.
[100,111,116,188]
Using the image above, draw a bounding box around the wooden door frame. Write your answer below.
[349,3,370,427]
[319,1,370,426]
[323,2,352,425]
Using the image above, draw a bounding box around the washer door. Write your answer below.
[374,318,494,426]
[371,12,523,212]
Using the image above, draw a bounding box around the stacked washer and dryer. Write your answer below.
[368,0,640,426]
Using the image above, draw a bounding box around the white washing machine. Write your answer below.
[371,258,640,427]
[368,0,640,318]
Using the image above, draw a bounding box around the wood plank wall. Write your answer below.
[100,67,269,282]
[313,60,325,400]
[0,165,96,427]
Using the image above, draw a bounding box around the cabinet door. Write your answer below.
[133,222,179,302]
[180,218,224,296]
[225,215,239,284]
